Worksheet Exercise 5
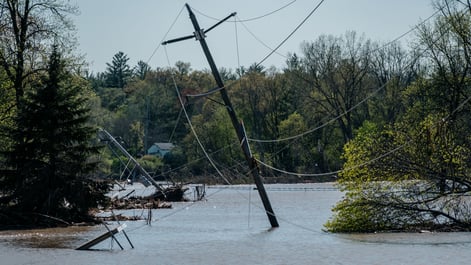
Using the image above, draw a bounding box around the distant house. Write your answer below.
[147,143,175,157]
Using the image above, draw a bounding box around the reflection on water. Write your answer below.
[1,183,471,265]
[342,232,471,245]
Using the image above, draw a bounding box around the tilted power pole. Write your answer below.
[162,3,279,228]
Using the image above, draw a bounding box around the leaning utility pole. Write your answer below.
[162,3,279,228]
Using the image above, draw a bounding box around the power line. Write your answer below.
[128,4,470,237]
[156,2,418,182]
[164,42,318,231]
[252,7,466,178]
[158,1,440,148]
[137,1,456,210]
[192,0,297,22]
[370,9,441,54]
[249,80,388,143]
[255,0,326,67]
[236,15,288,59]
[145,5,185,67]
[130,42,344,235]
[228,1,440,80]
[247,6,442,144]
[256,158,339,177]
[168,107,183,143]
[255,87,471,179]
[164,45,234,186]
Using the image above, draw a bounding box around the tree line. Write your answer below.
[89,32,416,183]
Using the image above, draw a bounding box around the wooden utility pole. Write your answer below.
[163,3,279,227]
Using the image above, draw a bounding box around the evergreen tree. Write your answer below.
[105,51,132,88]
[0,46,109,225]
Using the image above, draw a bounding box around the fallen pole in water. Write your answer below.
[76,223,128,250]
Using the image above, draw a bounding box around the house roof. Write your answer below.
[151,143,175,150]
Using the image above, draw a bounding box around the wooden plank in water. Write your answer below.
[76,223,126,250]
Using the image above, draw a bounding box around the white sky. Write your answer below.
[72,0,436,74]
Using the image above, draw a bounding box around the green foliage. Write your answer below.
[328,88,471,232]
[0,0,78,109]
[325,0,471,233]
[325,195,388,233]
[137,155,163,174]
[0,73,15,149]
[97,86,127,111]
[182,104,240,175]
[276,112,310,172]
[105,51,132,88]
[134,60,150,80]
[0,47,109,221]
[328,108,471,231]
[298,32,373,143]
[163,145,187,170]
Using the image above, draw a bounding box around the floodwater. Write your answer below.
[1,183,471,265]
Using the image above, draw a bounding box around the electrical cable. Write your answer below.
[251,7,466,178]
[192,0,297,22]
[97,1,330,236]
[165,41,287,229]
[236,15,287,59]
[370,9,441,55]
[144,5,185,66]
[124,4,470,237]
[164,45,234,186]
[249,80,388,143]
[234,15,241,72]
[236,6,446,180]
[255,0,325,67]
[255,88,471,178]
[168,107,183,143]
[247,6,444,144]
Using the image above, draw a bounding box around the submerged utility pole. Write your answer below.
[163,3,279,227]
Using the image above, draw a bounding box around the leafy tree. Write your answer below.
[277,112,310,172]
[326,1,471,232]
[278,32,375,173]
[0,47,109,224]
[105,51,132,88]
[127,120,145,156]
[134,60,150,80]
[137,155,163,175]
[98,87,127,111]
[299,32,373,144]
[181,102,241,176]
[368,42,419,124]
[114,67,183,155]
[174,61,191,77]
[232,68,296,172]
[0,0,77,109]
[247,63,265,74]
[163,146,187,171]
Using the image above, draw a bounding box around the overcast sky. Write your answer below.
[72,0,436,74]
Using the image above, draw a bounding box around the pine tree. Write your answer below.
[0,46,109,225]
[105,51,132,88]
